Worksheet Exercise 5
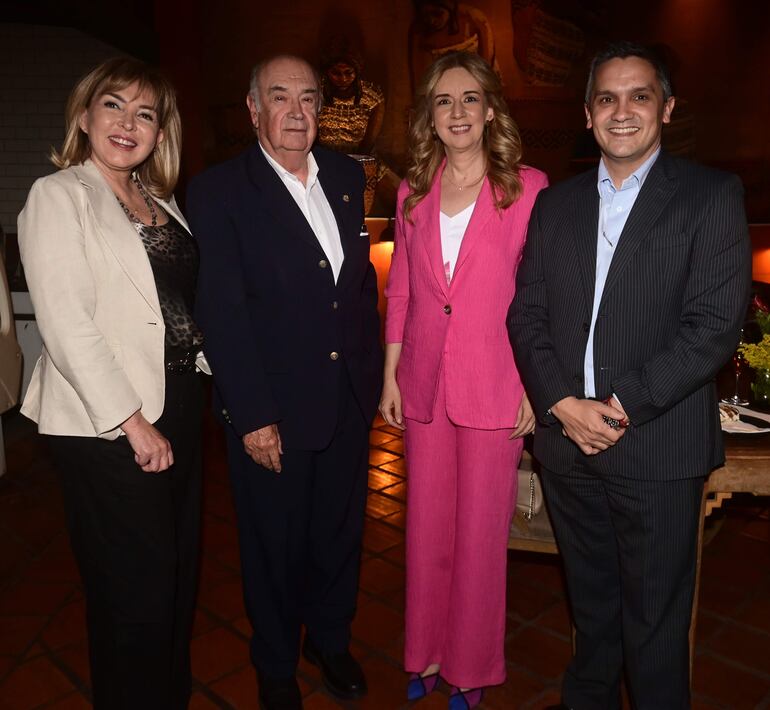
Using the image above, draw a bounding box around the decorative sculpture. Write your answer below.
[408,0,498,93]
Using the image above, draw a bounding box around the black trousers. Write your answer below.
[226,375,369,679]
[541,461,704,710]
[48,371,204,710]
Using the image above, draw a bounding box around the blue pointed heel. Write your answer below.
[407,670,441,700]
[449,686,484,710]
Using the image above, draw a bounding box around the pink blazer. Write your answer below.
[385,163,548,428]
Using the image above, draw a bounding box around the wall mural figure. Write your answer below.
[408,0,498,94]
[318,40,385,155]
[510,0,587,89]
[507,0,608,184]
[317,38,399,215]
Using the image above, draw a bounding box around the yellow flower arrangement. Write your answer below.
[739,334,770,371]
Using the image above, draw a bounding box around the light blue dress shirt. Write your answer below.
[584,148,661,398]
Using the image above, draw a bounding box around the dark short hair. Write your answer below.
[584,40,673,104]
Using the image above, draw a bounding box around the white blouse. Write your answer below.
[440,201,475,284]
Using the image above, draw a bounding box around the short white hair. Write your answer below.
[248,54,323,111]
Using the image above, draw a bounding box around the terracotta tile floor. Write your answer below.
[0,405,769,709]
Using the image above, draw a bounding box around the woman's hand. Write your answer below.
[121,411,174,472]
[510,393,535,439]
[379,377,405,430]
[380,343,406,430]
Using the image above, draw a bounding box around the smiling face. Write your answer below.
[585,56,675,183]
[247,57,319,169]
[431,66,493,156]
[79,81,163,178]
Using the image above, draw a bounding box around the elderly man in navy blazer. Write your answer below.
[508,41,751,710]
[187,55,382,710]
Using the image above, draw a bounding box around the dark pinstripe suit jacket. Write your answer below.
[508,152,752,480]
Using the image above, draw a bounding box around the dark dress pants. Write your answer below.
[226,374,369,679]
[541,460,704,710]
[48,370,204,710]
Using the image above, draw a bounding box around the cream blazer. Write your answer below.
[18,160,191,439]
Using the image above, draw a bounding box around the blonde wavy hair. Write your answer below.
[404,51,523,222]
[51,57,181,200]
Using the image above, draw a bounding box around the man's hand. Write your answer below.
[510,393,535,438]
[551,396,627,455]
[243,424,283,472]
[608,396,629,427]
[121,411,174,472]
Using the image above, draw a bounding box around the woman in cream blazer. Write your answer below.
[22,159,174,437]
[18,58,205,710]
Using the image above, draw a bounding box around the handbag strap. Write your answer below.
[524,471,536,521]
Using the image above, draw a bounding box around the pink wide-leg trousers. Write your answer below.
[403,373,522,688]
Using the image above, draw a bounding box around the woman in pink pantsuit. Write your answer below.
[379,51,547,709]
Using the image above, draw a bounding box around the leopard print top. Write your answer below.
[129,214,204,351]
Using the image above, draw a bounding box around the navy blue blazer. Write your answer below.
[508,152,752,479]
[187,144,383,450]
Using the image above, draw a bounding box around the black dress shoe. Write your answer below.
[257,674,302,710]
[302,638,367,699]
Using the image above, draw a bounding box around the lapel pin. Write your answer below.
[343,194,350,202]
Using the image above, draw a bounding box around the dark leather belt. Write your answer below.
[165,346,199,374]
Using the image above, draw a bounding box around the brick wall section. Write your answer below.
[0,24,122,234]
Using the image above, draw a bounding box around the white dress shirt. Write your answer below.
[584,148,660,398]
[259,143,345,283]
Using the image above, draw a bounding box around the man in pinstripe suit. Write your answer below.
[508,41,751,709]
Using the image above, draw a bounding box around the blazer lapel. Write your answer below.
[571,170,600,315]
[601,155,677,299]
[72,162,162,318]
[451,177,497,282]
[416,165,449,297]
[246,144,325,256]
[315,149,358,284]
[159,195,190,234]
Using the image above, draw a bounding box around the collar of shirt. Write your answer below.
[256,141,345,284]
[597,147,660,200]
[258,141,319,191]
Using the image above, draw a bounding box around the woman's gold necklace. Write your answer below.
[444,167,486,191]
